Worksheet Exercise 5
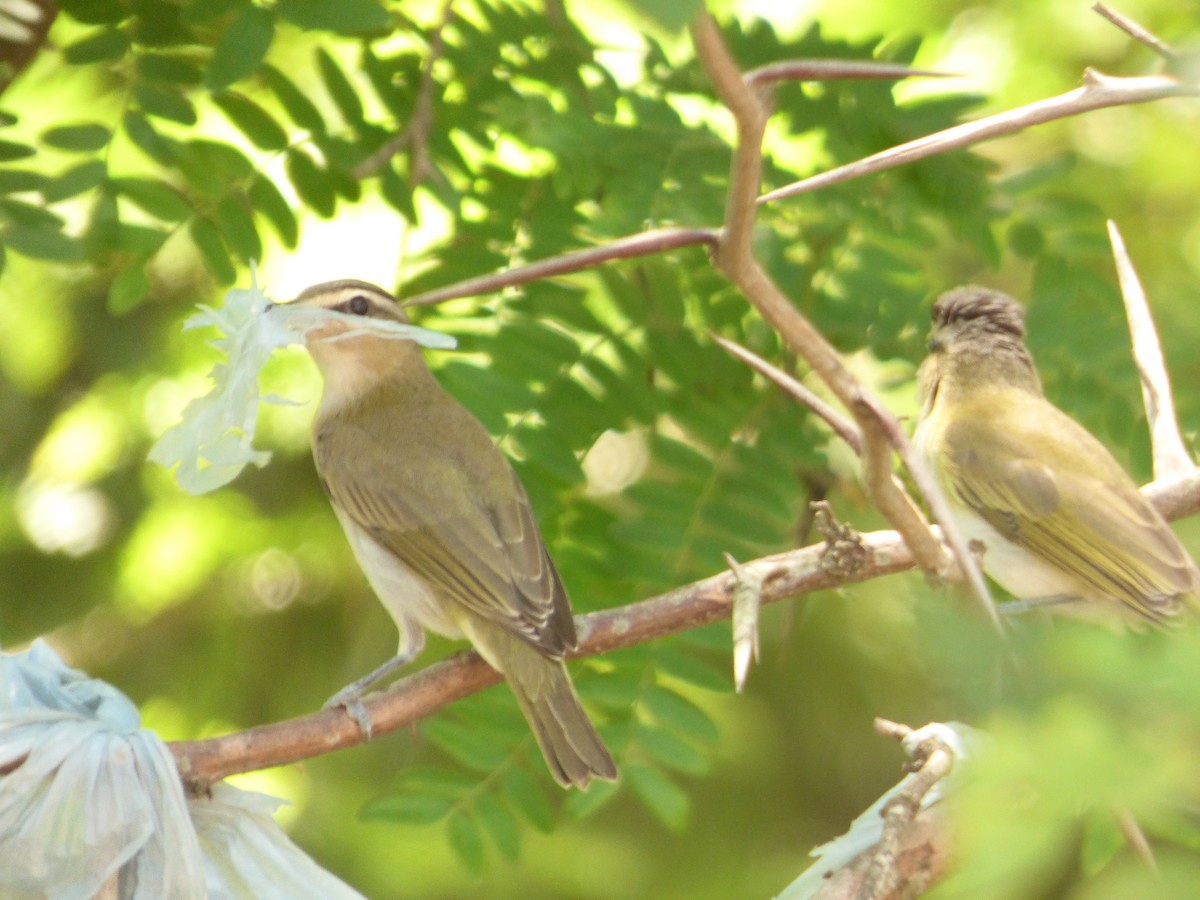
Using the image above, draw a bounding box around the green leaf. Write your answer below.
[215,195,262,262]
[64,28,131,64]
[423,717,512,772]
[175,140,254,195]
[212,92,288,151]
[277,0,390,34]
[57,0,128,25]
[122,111,176,165]
[41,123,111,152]
[181,0,245,25]
[627,763,689,831]
[285,148,336,218]
[624,0,704,31]
[42,160,107,202]
[475,792,520,861]
[642,685,719,743]
[136,54,203,86]
[3,225,84,262]
[189,217,236,284]
[248,175,298,247]
[501,767,555,833]
[0,199,63,229]
[134,83,197,125]
[262,65,325,133]
[113,177,192,221]
[380,164,417,221]
[0,169,48,193]
[316,48,364,126]
[657,645,731,693]
[360,791,455,825]
[206,6,274,90]
[637,724,709,776]
[0,140,35,161]
[108,264,151,314]
[446,810,486,876]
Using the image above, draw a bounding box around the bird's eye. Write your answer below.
[345,295,370,316]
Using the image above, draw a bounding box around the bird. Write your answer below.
[285,279,616,789]
[913,285,1199,626]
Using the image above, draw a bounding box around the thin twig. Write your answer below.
[760,71,1199,206]
[1107,220,1195,480]
[744,59,951,89]
[400,227,718,307]
[711,335,863,453]
[1093,3,1176,59]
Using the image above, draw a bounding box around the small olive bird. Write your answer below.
[915,285,1199,625]
[287,280,616,788]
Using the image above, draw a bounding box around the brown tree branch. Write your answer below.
[689,9,998,628]
[400,227,719,307]
[168,469,1200,787]
[760,70,1199,206]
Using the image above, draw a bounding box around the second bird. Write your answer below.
[289,279,616,789]
[915,285,1199,626]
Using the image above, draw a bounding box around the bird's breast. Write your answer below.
[333,505,465,641]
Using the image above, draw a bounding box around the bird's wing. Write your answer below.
[327,462,574,656]
[942,417,1198,620]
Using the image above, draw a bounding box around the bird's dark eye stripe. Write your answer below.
[342,294,371,316]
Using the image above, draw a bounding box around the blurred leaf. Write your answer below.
[107,264,151,314]
[57,0,127,25]
[446,810,486,876]
[42,160,107,202]
[181,0,244,25]
[247,175,298,247]
[657,645,731,693]
[136,54,204,86]
[277,0,390,33]
[0,169,47,193]
[627,764,690,831]
[423,716,512,772]
[63,28,130,64]
[189,216,236,283]
[213,92,289,151]
[41,123,111,152]
[316,48,365,126]
[3,224,84,261]
[134,83,197,125]
[262,64,326,133]
[360,791,455,826]
[621,0,704,32]
[501,767,555,833]
[475,792,520,861]
[0,199,63,229]
[286,148,336,217]
[206,6,274,90]
[214,196,262,262]
[0,140,35,161]
[637,724,710,776]
[642,685,720,743]
[113,177,192,221]
[122,110,176,165]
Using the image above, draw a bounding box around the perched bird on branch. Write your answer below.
[915,285,1199,625]
[286,280,616,789]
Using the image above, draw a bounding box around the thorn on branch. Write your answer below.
[724,552,764,692]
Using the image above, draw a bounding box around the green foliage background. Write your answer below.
[2,0,1200,896]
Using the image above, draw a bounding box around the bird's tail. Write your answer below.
[505,646,616,789]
